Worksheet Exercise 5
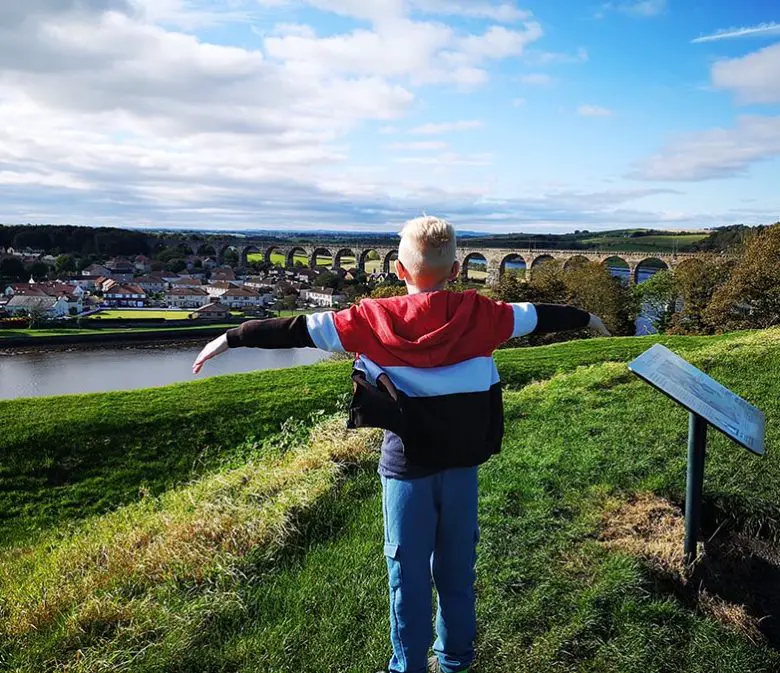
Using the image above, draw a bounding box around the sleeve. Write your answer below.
[509,302,591,338]
[226,316,316,349]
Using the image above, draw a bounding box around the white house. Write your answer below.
[218,286,264,310]
[135,275,167,294]
[5,294,70,318]
[300,288,345,308]
[166,286,210,309]
[103,284,147,308]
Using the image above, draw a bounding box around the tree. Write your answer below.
[564,262,638,336]
[223,248,240,267]
[167,259,187,273]
[315,271,341,290]
[27,304,48,329]
[635,269,678,333]
[281,295,298,311]
[667,256,732,334]
[370,284,407,299]
[705,223,780,332]
[26,262,49,280]
[55,254,76,275]
[0,257,26,283]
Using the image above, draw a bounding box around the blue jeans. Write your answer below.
[381,468,479,673]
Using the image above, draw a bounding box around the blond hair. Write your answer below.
[398,215,457,276]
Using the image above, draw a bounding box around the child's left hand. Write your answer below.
[193,334,229,375]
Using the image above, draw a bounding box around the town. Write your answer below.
[0,244,399,323]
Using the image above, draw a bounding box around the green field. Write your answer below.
[0,324,237,340]
[581,233,708,252]
[91,310,193,320]
[248,251,383,273]
[2,330,779,671]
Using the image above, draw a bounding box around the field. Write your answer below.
[0,324,237,339]
[2,330,779,671]
[90,310,193,320]
[581,233,708,252]
[247,251,384,274]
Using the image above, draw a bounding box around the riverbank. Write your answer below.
[0,323,237,350]
[2,330,778,671]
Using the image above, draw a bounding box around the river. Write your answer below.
[1,268,661,400]
[0,344,331,400]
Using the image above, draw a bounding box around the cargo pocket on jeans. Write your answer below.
[384,542,402,589]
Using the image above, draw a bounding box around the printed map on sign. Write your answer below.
[628,344,765,456]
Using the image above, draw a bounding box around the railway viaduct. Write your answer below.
[154,236,704,285]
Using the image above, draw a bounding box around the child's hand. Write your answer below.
[587,314,611,336]
[193,334,229,375]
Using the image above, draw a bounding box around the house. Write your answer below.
[134,255,152,273]
[243,278,275,303]
[295,268,319,284]
[69,275,98,291]
[210,267,236,282]
[4,280,84,313]
[5,294,70,318]
[165,286,210,309]
[161,272,182,285]
[202,257,218,269]
[300,287,345,308]
[83,264,111,277]
[217,286,264,310]
[135,275,167,293]
[171,277,204,287]
[205,281,236,299]
[189,302,231,320]
[103,284,147,308]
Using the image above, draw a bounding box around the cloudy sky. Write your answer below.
[0,0,778,232]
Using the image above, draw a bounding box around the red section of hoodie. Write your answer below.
[333,290,514,368]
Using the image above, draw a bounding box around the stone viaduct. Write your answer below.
[155,236,704,285]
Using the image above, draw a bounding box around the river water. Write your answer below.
[0,344,331,400]
[1,267,661,400]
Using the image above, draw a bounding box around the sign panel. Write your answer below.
[628,343,765,456]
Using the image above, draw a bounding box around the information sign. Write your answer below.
[628,343,765,456]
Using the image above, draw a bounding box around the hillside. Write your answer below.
[1,331,779,672]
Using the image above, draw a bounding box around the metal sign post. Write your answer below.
[685,412,707,563]
[628,344,765,564]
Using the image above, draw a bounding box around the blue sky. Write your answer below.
[0,0,778,233]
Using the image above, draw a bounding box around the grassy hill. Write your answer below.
[1,331,779,672]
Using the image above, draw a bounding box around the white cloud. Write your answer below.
[512,97,526,107]
[411,1,532,22]
[692,22,780,44]
[410,120,483,134]
[526,47,588,65]
[520,73,554,85]
[630,115,780,181]
[394,152,493,166]
[578,104,614,117]
[711,43,780,105]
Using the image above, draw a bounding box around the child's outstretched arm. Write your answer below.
[511,303,611,339]
[192,313,344,375]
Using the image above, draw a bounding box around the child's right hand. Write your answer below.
[193,334,229,375]
[587,314,611,336]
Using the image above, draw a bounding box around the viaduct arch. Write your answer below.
[170,236,704,286]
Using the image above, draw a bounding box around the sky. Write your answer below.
[0,0,778,233]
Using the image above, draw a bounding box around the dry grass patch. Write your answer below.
[599,492,763,641]
[0,415,381,643]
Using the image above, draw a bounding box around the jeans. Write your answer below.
[381,468,479,673]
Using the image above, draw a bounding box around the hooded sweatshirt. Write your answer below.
[226,290,590,478]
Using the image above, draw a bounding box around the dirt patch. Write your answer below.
[599,493,774,646]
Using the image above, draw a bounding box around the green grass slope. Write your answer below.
[1,330,779,672]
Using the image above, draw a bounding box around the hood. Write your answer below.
[337,290,513,368]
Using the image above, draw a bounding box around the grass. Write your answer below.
[90,310,193,320]
[581,233,708,252]
[248,251,383,274]
[0,324,238,339]
[2,330,780,671]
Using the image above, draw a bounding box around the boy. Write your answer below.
[193,217,610,673]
